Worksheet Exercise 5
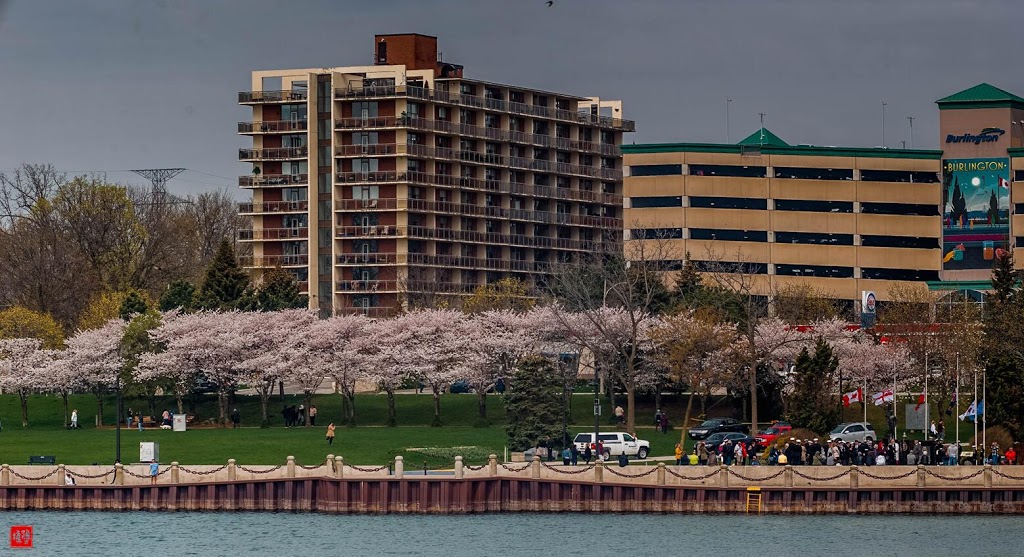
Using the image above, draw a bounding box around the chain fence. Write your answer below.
[540,463,597,475]
[664,468,720,481]
[499,463,532,473]
[66,468,115,480]
[180,465,229,477]
[9,468,59,481]
[731,467,790,482]
[604,466,659,479]
[237,464,284,475]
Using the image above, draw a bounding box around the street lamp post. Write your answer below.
[115,375,122,464]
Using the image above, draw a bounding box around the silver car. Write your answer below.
[829,422,876,442]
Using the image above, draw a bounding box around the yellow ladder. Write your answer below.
[746,486,762,514]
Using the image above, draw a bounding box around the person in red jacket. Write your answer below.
[1005,446,1017,465]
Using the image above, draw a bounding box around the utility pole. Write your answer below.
[881,102,887,148]
[907,116,915,148]
[726,98,733,143]
[758,112,766,145]
[131,168,185,195]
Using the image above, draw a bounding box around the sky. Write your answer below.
[1,0,1023,198]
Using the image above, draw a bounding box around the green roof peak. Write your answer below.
[737,128,788,147]
[936,83,1024,109]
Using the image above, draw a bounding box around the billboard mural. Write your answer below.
[942,158,1010,270]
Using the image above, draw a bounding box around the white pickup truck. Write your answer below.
[573,432,650,459]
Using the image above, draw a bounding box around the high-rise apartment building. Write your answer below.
[238,33,633,315]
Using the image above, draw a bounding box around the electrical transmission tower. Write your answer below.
[131,168,185,194]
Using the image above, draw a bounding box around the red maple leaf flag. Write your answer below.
[915,391,926,411]
[842,388,862,407]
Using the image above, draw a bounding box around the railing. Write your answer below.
[335,225,400,237]
[238,200,309,213]
[238,147,308,161]
[238,254,309,267]
[336,279,399,292]
[238,174,309,188]
[332,224,597,251]
[334,198,398,211]
[238,227,309,241]
[335,306,395,318]
[238,120,308,133]
[335,143,397,156]
[238,90,309,103]
[335,253,396,265]
[407,253,536,273]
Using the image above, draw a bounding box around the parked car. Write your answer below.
[688,418,748,440]
[828,422,876,443]
[755,423,793,447]
[703,432,754,453]
[572,432,651,459]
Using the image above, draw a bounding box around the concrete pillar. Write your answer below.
[656,462,666,486]
[170,462,180,484]
[784,465,793,488]
[286,456,296,478]
[228,459,237,481]
[718,464,729,488]
[594,461,604,483]
[531,456,541,479]
[114,463,124,486]
[984,464,993,488]
[56,464,65,486]
[335,456,344,478]
[394,456,404,479]
[850,465,859,489]
[488,454,498,476]
[917,464,925,488]
[455,456,464,479]
[1,464,8,486]
[326,454,335,476]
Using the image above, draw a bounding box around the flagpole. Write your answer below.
[983,371,987,457]
[955,352,960,448]
[924,352,929,430]
[973,369,978,456]
[893,360,898,441]
[863,378,867,425]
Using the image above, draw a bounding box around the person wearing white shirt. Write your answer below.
[70,409,79,429]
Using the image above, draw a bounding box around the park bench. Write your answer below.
[140,415,195,429]
[28,456,56,465]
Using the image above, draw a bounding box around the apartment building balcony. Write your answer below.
[238,200,309,214]
[335,306,395,318]
[337,279,400,293]
[335,143,397,157]
[335,198,398,211]
[238,90,308,104]
[335,253,397,265]
[238,227,309,241]
[238,147,308,161]
[331,224,593,251]
[406,253,534,272]
[238,174,309,188]
[238,254,309,267]
[335,224,400,238]
[238,120,308,134]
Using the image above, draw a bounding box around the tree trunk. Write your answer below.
[655,388,663,415]
[61,393,69,428]
[385,388,397,427]
[431,385,443,427]
[175,393,184,415]
[303,392,313,427]
[680,390,695,446]
[477,389,487,419]
[217,389,228,427]
[749,355,759,437]
[95,392,104,427]
[625,383,636,435]
[343,389,356,427]
[19,392,29,427]
[259,390,270,428]
[147,390,157,417]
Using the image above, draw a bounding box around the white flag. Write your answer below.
[959,400,977,422]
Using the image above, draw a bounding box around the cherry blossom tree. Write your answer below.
[63,318,126,426]
[0,338,49,426]
[402,309,477,427]
[42,351,83,427]
[465,309,544,421]
[366,316,414,427]
[296,314,371,427]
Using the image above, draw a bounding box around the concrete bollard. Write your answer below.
[455,456,464,479]
[228,459,237,481]
[488,454,498,476]
[335,456,344,478]
[850,465,859,489]
[114,463,124,486]
[286,456,296,478]
[718,464,729,488]
[170,462,180,484]
[594,461,604,483]
[395,456,404,479]
[1,464,8,486]
[984,464,993,488]
[56,464,65,486]
[656,462,666,486]
[326,454,335,476]
[917,464,925,488]
[531,456,541,479]
[784,465,793,488]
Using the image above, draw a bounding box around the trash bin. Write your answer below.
[618,454,629,467]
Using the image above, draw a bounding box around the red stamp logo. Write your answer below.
[10,525,32,549]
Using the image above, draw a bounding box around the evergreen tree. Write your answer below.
[196,240,250,311]
[159,280,196,312]
[503,355,565,451]
[785,339,840,434]
[985,252,1024,438]
[257,267,309,311]
[989,252,1018,306]
[118,289,150,321]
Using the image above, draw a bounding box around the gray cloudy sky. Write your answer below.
[2,0,1023,197]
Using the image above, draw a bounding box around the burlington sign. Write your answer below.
[946,127,1005,144]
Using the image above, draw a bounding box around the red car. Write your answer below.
[755,423,793,447]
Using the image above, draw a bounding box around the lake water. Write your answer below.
[4,511,1021,556]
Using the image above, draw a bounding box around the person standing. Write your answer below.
[297,404,306,426]
[230,408,240,428]
[309,405,318,427]
[674,443,683,465]
[614,405,624,425]
[70,409,79,429]
[570,443,579,466]
[583,444,592,464]
[561,446,572,466]
[326,422,336,446]
[149,460,159,485]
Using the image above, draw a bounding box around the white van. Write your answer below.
[573,432,650,459]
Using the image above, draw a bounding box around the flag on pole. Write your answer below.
[915,391,926,411]
[946,392,957,416]
[999,177,1011,189]
[842,388,863,407]
[872,389,894,406]
[960,400,978,422]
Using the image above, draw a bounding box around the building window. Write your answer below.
[774,232,853,245]
[629,164,682,177]
[861,235,940,249]
[630,196,682,208]
[1015,170,1024,182]
[860,169,941,183]
[689,165,767,178]
[860,202,939,216]
[773,199,854,213]
[689,197,767,210]
[774,167,854,181]
[775,264,854,278]
[631,228,683,240]
[689,228,767,242]
[861,268,940,281]
[689,260,767,274]
[352,101,378,118]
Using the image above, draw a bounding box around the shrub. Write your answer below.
[773,428,823,451]
[970,425,1014,453]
